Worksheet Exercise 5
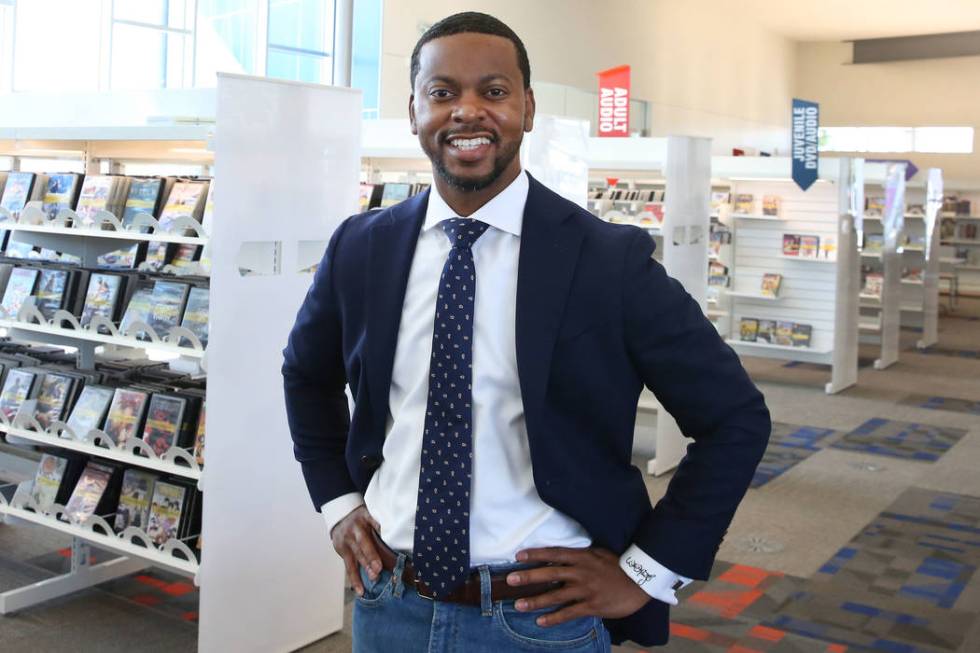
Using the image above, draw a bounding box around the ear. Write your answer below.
[409,94,418,135]
[524,87,536,133]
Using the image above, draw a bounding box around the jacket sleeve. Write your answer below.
[622,228,771,579]
[282,217,356,512]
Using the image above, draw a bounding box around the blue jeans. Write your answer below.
[352,554,612,652]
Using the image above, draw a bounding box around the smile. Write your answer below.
[447,136,494,151]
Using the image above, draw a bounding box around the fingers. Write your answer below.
[350,526,382,581]
[535,602,590,627]
[514,586,584,612]
[507,564,577,587]
[516,546,591,565]
[341,549,364,596]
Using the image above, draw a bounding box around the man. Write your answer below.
[283,11,769,651]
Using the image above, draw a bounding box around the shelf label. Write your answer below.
[792,98,819,191]
[597,65,630,138]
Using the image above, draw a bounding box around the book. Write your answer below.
[760,273,782,297]
[774,321,794,346]
[640,203,665,225]
[121,178,164,230]
[359,184,376,211]
[63,461,114,525]
[65,385,115,438]
[193,402,206,467]
[0,267,40,318]
[380,183,411,208]
[792,323,813,348]
[0,172,36,221]
[864,234,884,253]
[146,480,188,546]
[866,196,885,216]
[782,234,801,257]
[0,368,37,421]
[141,393,188,457]
[147,281,190,337]
[180,286,209,347]
[114,469,157,532]
[708,261,729,287]
[170,244,200,270]
[102,388,150,447]
[80,273,124,330]
[820,235,837,260]
[710,191,729,212]
[33,372,75,430]
[733,194,754,214]
[119,284,155,339]
[756,319,776,344]
[739,318,759,342]
[862,272,884,298]
[30,453,68,513]
[74,175,125,227]
[4,242,37,259]
[33,268,70,321]
[142,242,173,271]
[902,268,924,282]
[762,196,780,216]
[158,181,208,234]
[799,235,820,259]
[41,173,82,220]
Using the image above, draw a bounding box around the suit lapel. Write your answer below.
[365,191,428,431]
[515,175,585,413]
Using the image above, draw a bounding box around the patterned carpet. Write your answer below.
[830,418,968,462]
[900,395,980,417]
[752,424,839,488]
[626,489,980,653]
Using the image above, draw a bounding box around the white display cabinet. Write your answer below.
[0,76,357,653]
[713,156,862,394]
[939,189,980,298]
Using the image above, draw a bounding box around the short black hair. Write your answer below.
[410,12,531,90]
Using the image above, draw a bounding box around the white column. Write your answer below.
[920,168,943,348]
[332,0,354,87]
[651,135,711,476]
[829,157,861,394]
[875,163,906,370]
[200,74,361,653]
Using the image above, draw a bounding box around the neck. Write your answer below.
[433,163,523,217]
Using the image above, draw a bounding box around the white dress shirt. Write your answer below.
[322,170,690,603]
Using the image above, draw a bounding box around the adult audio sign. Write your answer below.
[597,65,630,137]
[791,98,819,191]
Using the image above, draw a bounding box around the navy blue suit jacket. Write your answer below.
[282,174,770,646]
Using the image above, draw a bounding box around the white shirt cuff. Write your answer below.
[618,544,693,606]
[320,492,365,536]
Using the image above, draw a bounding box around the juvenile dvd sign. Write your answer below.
[792,98,819,191]
[597,65,630,137]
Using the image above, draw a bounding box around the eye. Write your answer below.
[429,88,454,99]
[486,87,508,98]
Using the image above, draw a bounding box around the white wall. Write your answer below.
[380,0,796,154]
[796,41,980,189]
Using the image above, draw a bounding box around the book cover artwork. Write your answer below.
[66,385,115,438]
[35,269,68,320]
[34,373,73,429]
[80,274,122,329]
[64,463,112,525]
[103,389,149,447]
[115,469,156,532]
[1,267,39,318]
[146,482,187,546]
[0,369,35,421]
[30,454,67,513]
[141,394,186,457]
[180,286,209,347]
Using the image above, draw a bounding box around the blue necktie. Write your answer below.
[413,217,489,598]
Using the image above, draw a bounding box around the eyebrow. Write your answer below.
[424,74,513,87]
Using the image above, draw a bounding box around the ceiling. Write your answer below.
[729,0,980,41]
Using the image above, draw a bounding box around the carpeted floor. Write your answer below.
[1,305,978,652]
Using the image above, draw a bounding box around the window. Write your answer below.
[351,0,381,118]
[196,0,258,86]
[819,126,974,154]
[13,0,103,92]
[111,0,196,89]
[266,0,333,84]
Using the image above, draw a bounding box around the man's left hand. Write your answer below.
[506,547,651,626]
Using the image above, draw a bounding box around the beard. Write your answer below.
[424,135,522,192]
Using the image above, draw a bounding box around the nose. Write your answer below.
[451,91,486,123]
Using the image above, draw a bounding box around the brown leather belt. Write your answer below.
[374,536,561,605]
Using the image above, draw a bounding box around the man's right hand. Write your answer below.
[331,505,383,596]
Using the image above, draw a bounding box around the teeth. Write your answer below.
[450,137,491,150]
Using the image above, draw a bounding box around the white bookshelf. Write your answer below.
[0,77,353,653]
[715,156,861,394]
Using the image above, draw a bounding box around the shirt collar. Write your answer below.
[422,170,528,237]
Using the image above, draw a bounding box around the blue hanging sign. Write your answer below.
[791,98,819,191]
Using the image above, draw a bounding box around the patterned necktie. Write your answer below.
[413,217,490,598]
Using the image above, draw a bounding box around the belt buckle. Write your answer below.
[414,577,435,601]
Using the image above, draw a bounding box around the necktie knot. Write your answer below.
[441,218,489,250]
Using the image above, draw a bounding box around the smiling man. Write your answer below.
[282,11,770,652]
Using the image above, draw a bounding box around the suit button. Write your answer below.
[360,455,382,470]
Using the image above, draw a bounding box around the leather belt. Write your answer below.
[374,536,560,605]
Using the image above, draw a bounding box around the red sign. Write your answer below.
[597,65,630,137]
